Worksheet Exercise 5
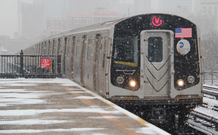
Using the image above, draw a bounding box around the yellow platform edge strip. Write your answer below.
[77,86,170,135]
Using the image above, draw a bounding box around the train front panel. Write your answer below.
[109,14,202,105]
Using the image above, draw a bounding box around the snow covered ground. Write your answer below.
[0,78,170,135]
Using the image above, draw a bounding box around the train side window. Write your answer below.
[148,37,163,62]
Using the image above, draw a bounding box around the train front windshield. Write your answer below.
[113,36,139,67]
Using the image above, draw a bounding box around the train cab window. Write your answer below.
[148,37,163,62]
[113,36,138,67]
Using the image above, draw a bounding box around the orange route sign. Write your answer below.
[41,58,50,68]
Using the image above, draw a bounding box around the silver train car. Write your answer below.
[24,13,203,128]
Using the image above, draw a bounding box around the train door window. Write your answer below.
[44,42,46,55]
[48,41,51,54]
[148,37,163,62]
[38,44,41,55]
[102,38,107,68]
[87,38,93,60]
[46,41,48,54]
[71,37,75,54]
[65,37,68,54]
[46,41,49,54]
[58,39,61,54]
[100,38,103,50]
[75,38,80,57]
[41,43,44,55]
[53,40,55,55]
[67,39,71,54]
[36,45,38,55]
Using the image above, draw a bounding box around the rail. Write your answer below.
[187,85,218,134]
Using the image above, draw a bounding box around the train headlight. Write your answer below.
[187,75,195,83]
[129,80,136,87]
[177,79,184,87]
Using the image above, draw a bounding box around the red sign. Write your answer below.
[152,16,163,26]
[41,58,50,68]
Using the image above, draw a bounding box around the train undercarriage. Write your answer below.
[111,98,202,134]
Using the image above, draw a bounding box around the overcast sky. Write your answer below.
[0,0,159,39]
[0,0,33,38]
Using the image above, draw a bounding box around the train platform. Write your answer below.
[0,78,169,135]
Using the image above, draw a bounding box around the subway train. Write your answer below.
[23,13,203,129]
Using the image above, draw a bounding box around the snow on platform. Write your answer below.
[0,78,170,135]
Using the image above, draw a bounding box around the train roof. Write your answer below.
[43,13,195,41]
[45,17,125,40]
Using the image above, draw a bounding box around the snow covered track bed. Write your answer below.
[0,78,169,135]
[187,104,218,134]
[186,85,218,134]
[203,85,218,100]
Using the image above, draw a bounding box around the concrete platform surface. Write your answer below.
[0,78,170,135]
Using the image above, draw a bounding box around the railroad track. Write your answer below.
[186,85,218,134]
[187,106,218,135]
[203,85,218,100]
[203,85,218,91]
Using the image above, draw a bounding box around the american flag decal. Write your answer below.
[175,28,192,38]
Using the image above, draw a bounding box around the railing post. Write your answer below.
[212,71,214,85]
[20,50,24,77]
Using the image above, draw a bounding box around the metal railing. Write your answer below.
[203,71,218,85]
[0,50,62,78]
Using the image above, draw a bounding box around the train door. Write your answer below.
[65,37,71,78]
[85,35,95,90]
[140,30,174,97]
[95,35,100,92]
[81,35,87,86]
[73,36,82,85]
[95,34,107,94]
